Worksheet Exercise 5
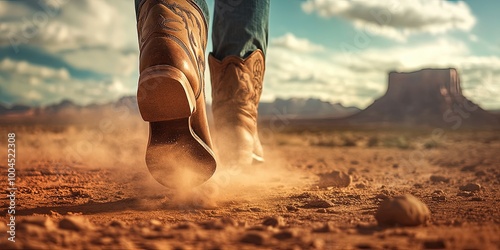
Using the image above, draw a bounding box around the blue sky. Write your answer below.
[1,0,499,109]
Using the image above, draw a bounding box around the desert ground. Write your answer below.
[1,113,499,250]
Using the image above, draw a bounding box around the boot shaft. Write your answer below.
[137,0,208,97]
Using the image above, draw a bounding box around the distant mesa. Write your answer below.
[258,98,360,118]
[348,68,499,127]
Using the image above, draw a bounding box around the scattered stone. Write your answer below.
[475,170,487,177]
[459,183,481,192]
[58,216,93,231]
[432,190,444,195]
[432,196,446,201]
[461,165,477,172]
[470,197,485,201]
[273,230,297,240]
[317,170,352,188]
[311,238,325,249]
[262,216,285,228]
[21,216,55,229]
[149,219,162,228]
[232,207,249,212]
[303,198,334,208]
[355,183,367,189]
[431,190,446,201]
[351,160,359,165]
[201,217,237,230]
[430,175,450,183]
[312,222,338,233]
[392,163,399,169]
[18,223,46,238]
[457,191,474,197]
[219,217,238,227]
[286,205,299,212]
[375,194,430,227]
[240,232,265,245]
[348,167,357,174]
[249,207,263,212]
[110,220,126,228]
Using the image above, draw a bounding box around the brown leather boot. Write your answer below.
[136,0,216,188]
[209,50,265,166]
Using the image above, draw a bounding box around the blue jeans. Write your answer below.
[134,0,269,59]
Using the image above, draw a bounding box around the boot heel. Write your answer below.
[137,65,196,122]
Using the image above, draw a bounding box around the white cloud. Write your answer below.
[271,33,325,53]
[265,36,386,108]
[0,0,138,75]
[0,58,70,80]
[302,0,476,42]
[0,58,135,106]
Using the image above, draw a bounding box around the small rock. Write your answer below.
[392,164,399,169]
[432,196,446,201]
[311,238,325,249]
[430,175,449,183]
[470,197,485,201]
[348,167,357,174]
[240,232,265,245]
[475,170,486,177]
[249,207,263,212]
[431,190,446,201]
[459,183,481,192]
[375,194,430,227]
[110,220,126,228]
[201,220,223,230]
[432,190,444,195]
[286,205,299,212]
[317,170,352,188]
[262,216,285,228]
[273,230,297,240]
[18,223,46,238]
[355,183,367,189]
[312,222,338,233]
[413,183,424,189]
[21,216,55,229]
[149,219,162,228]
[457,191,474,197]
[303,198,334,208]
[461,165,477,172]
[58,216,93,231]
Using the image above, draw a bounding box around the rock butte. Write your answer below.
[350,68,498,127]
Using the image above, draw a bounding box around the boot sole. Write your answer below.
[138,65,216,188]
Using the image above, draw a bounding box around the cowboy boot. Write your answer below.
[136,0,216,188]
[209,50,265,166]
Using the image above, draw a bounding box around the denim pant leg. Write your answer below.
[212,0,270,59]
[134,0,210,25]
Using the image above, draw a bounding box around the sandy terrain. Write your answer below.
[0,116,499,249]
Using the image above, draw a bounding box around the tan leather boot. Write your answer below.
[209,50,265,166]
[136,0,216,188]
